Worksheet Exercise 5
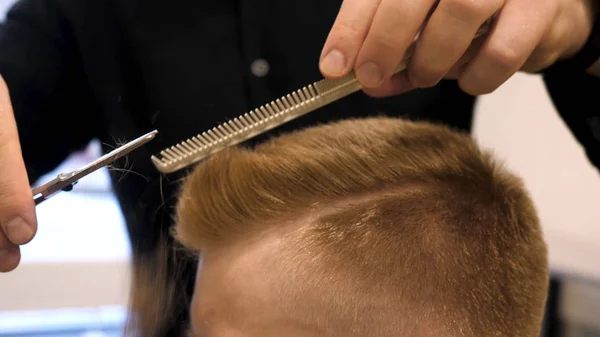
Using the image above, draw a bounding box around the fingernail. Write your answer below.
[5,216,33,244]
[357,62,383,87]
[321,49,347,76]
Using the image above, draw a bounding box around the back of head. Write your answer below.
[174,116,549,337]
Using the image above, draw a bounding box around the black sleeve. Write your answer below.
[542,67,600,173]
[0,0,102,184]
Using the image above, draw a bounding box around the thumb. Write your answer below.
[0,75,37,272]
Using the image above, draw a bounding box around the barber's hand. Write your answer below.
[0,75,36,272]
[319,0,597,97]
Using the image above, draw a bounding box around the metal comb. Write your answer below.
[151,21,493,174]
[33,130,158,205]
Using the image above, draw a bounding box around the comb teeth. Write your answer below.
[151,19,493,174]
[151,77,364,173]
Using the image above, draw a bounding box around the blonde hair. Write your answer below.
[152,117,548,336]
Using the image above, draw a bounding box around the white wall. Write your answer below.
[474,73,600,282]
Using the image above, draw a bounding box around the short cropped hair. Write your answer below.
[174,116,549,337]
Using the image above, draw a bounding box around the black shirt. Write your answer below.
[1,0,599,335]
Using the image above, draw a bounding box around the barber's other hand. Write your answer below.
[319,0,597,97]
[0,75,36,272]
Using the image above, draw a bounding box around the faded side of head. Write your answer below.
[174,117,549,337]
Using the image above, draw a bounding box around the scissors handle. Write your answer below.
[32,130,158,205]
[32,174,78,205]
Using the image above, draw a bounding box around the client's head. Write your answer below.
[174,117,549,337]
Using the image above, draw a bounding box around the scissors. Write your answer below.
[32,130,158,205]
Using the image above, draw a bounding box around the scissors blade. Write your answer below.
[32,130,158,205]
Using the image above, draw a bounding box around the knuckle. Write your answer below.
[0,188,31,209]
[458,75,493,96]
[360,32,409,76]
[0,176,33,216]
[524,52,560,73]
[458,80,477,95]
[333,19,366,42]
[541,52,561,69]
[442,0,494,21]
[546,24,566,47]
[357,31,407,72]
[484,42,522,72]
[409,65,444,88]
[369,30,403,52]
[521,48,555,72]
[539,23,569,58]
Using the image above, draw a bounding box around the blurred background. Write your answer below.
[0,0,599,336]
